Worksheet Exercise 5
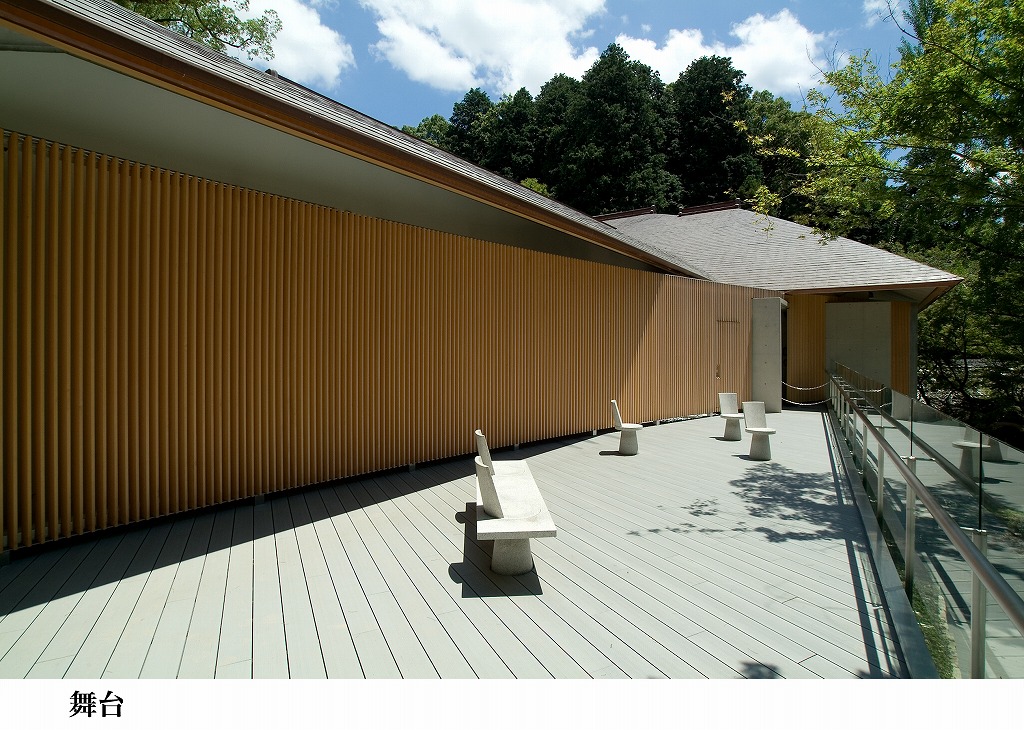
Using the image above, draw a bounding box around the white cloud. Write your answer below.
[863,0,897,28]
[237,0,355,89]
[617,9,828,96]
[358,0,605,95]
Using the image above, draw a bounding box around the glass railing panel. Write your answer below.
[905,506,970,677]
[831,364,1024,677]
[985,598,1024,678]
[909,402,983,529]
[977,433,1024,536]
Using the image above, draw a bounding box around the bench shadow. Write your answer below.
[450,503,543,597]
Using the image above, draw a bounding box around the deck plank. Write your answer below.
[0,536,122,678]
[289,493,363,679]
[62,523,173,678]
[138,513,216,677]
[215,504,254,678]
[25,530,148,678]
[0,544,92,669]
[302,488,400,679]
[319,484,438,677]
[250,502,288,678]
[177,509,234,678]
[343,481,476,679]
[102,518,194,678]
[271,497,327,679]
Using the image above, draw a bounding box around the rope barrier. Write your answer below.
[782,381,827,392]
[781,396,830,406]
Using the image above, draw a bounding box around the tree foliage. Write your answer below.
[408,48,805,216]
[666,56,756,204]
[446,87,494,162]
[116,1,281,59]
[553,44,679,214]
[801,0,1024,435]
[401,114,450,149]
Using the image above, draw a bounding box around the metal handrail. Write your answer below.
[830,373,1024,640]
[838,379,984,499]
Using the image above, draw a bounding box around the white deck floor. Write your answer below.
[0,409,910,679]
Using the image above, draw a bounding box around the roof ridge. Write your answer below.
[677,199,742,216]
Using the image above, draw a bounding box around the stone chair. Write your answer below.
[718,393,744,441]
[611,399,642,455]
[742,401,776,460]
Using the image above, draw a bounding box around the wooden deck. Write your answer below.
[0,409,911,679]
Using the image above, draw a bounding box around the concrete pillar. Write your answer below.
[752,297,784,413]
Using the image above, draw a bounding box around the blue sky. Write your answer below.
[234,0,910,128]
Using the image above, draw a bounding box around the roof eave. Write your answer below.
[783,278,962,308]
[0,0,689,275]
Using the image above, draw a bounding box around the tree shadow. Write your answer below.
[729,462,853,543]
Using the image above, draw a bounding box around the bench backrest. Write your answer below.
[611,399,624,429]
[719,392,738,415]
[474,429,493,473]
[742,401,767,429]
[475,456,504,518]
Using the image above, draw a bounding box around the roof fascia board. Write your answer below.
[784,280,962,297]
[0,0,685,274]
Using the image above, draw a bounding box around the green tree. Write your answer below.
[667,56,756,205]
[478,88,539,182]
[555,44,680,214]
[401,114,451,149]
[740,91,812,220]
[802,0,1024,434]
[115,1,281,59]
[533,74,581,192]
[447,88,494,163]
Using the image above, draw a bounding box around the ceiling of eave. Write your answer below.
[0,26,656,272]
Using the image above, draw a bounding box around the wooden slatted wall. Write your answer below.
[785,293,831,404]
[0,132,770,551]
[890,301,912,395]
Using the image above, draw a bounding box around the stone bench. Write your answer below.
[952,427,1003,480]
[474,456,557,575]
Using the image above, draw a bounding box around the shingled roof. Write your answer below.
[608,208,962,306]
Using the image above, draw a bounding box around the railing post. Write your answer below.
[903,456,917,595]
[875,448,886,520]
[971,529,989,678]
[860,419,868,476]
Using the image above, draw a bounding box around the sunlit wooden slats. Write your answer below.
[1,133,771,552]
[891,301,912,395]
[786,293,830,404]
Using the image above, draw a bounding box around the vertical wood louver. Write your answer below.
[1,131,771,551]
[785,293,831,404]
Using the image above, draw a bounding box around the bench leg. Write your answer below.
[618,429,639,455]
[490,538,534,575]
[958,447,980,480]
[723,419,741,441]
[749,432,772,461]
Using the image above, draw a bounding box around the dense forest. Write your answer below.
[401,47,810,220]
[402,0,1024,444]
